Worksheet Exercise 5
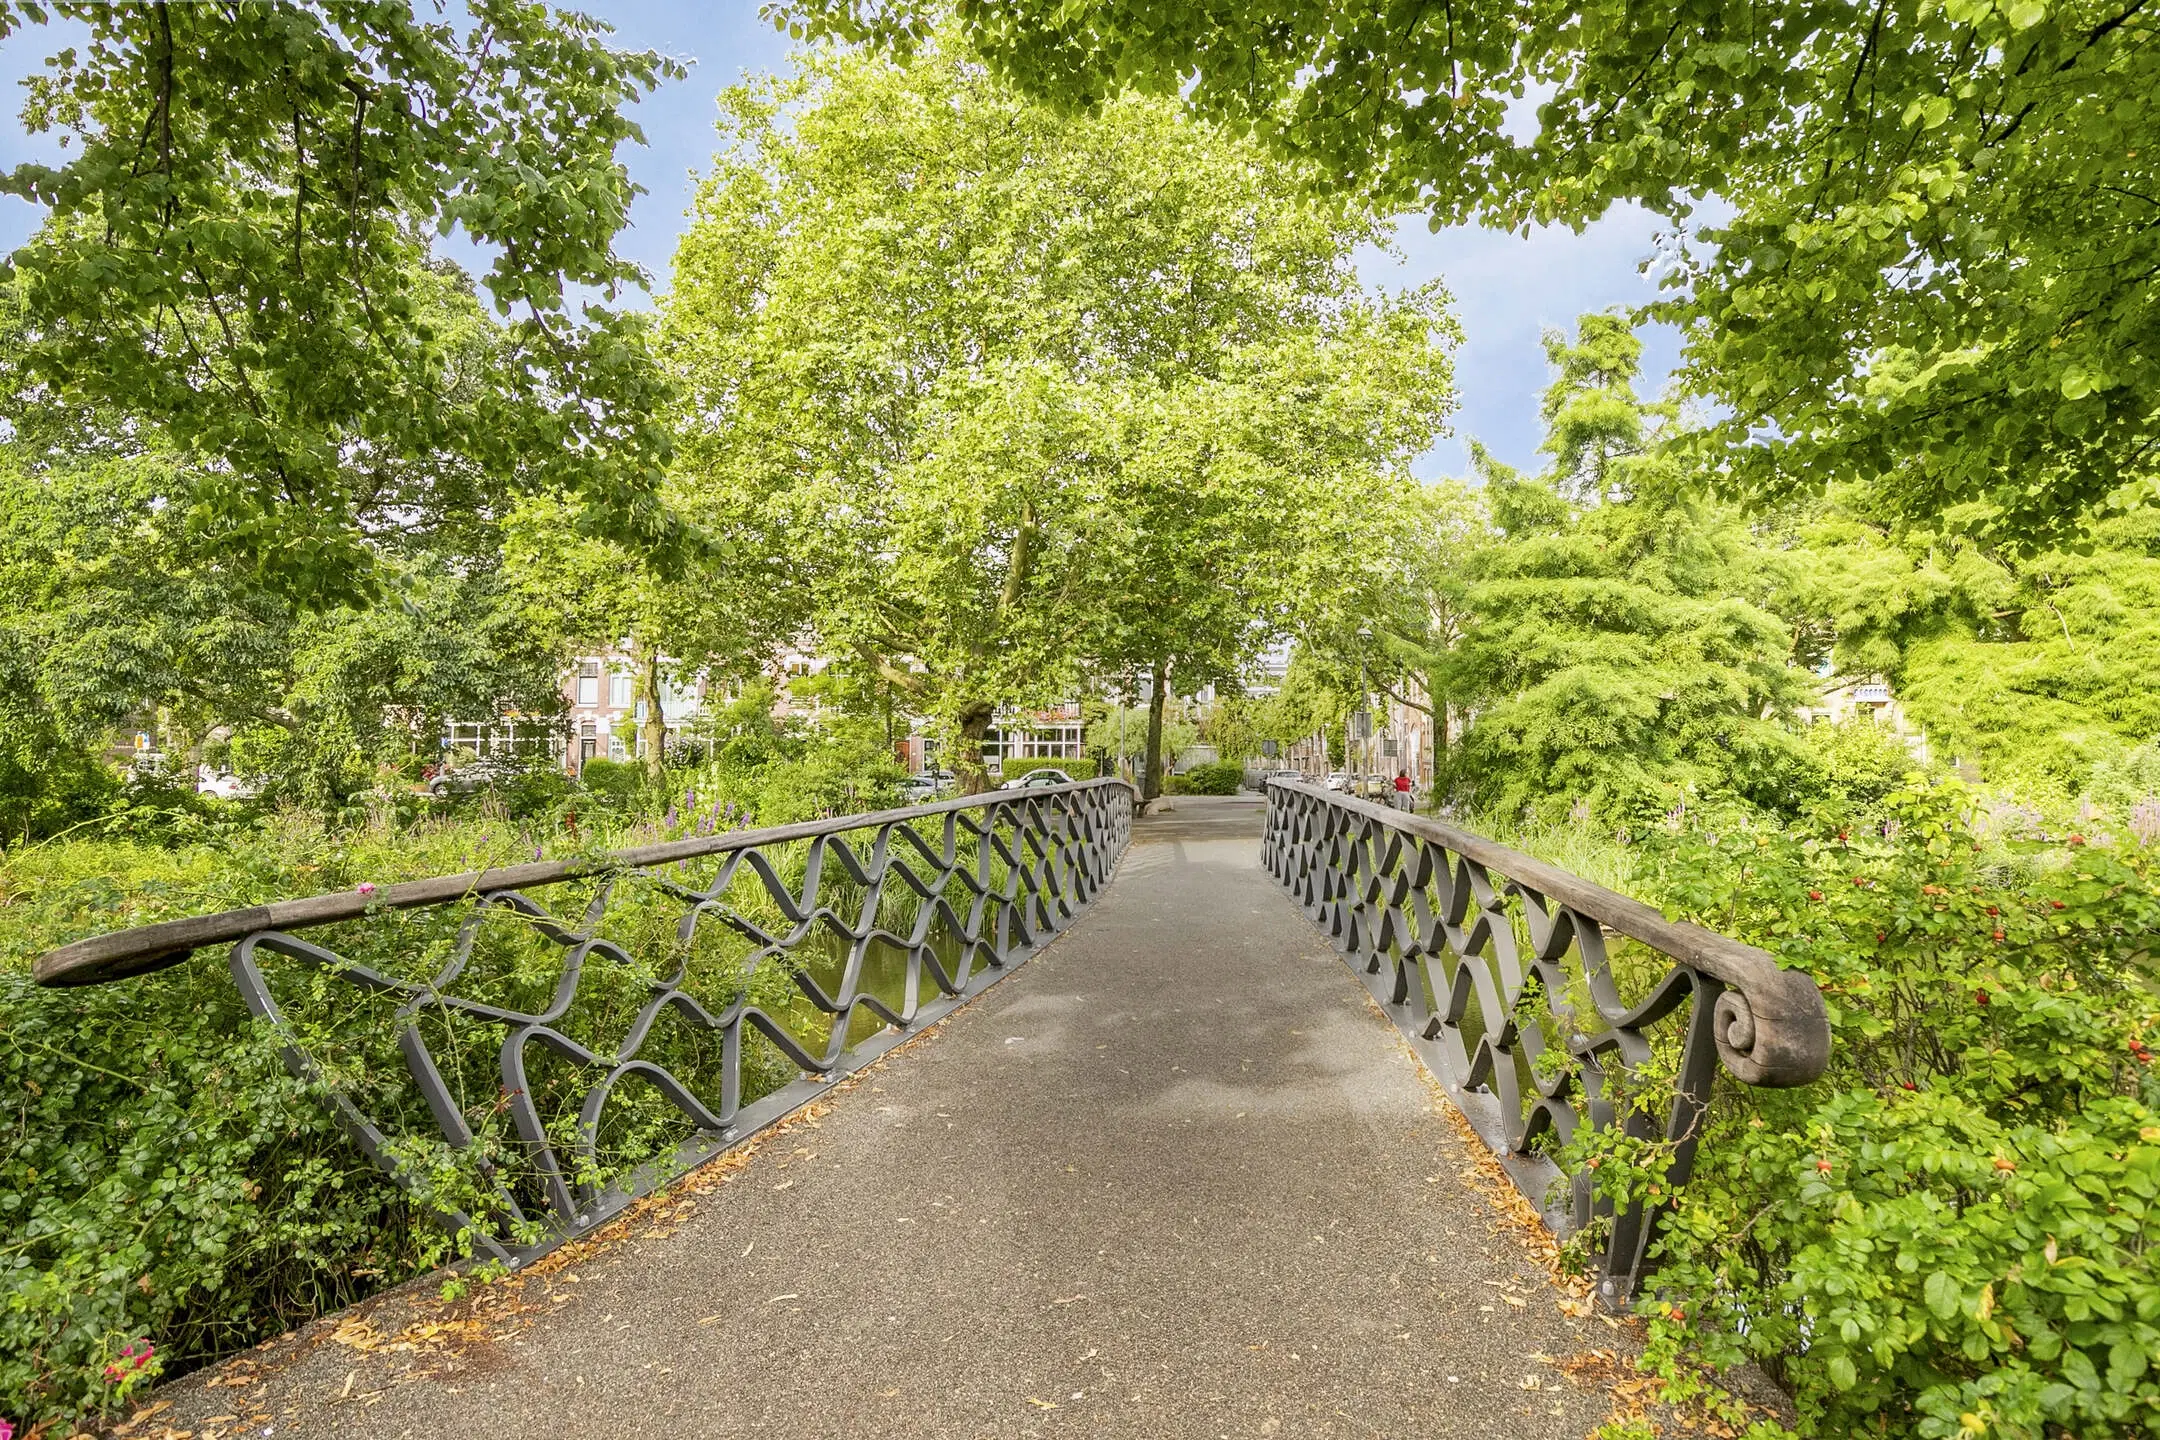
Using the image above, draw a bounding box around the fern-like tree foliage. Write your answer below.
[1438,318,1808,823]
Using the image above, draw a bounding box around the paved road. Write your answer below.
[147,794,1632,1439]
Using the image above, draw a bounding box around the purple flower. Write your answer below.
[356,882,378,898]
[684,787,698,809]
[532,844,544,861]
[2132,796,2160,847]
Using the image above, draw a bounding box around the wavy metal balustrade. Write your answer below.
[1263,781,1828,1302]
[36,779,1134,1266]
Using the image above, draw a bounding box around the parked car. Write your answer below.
[1253,768,1304,789]
[195,766,257,799]
[1324,771,1352,792]
[1000,767,1074,791]
[427,755,522,797]
[900,768,957,802]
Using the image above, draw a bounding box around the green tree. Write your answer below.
[784,0,2160,543]
[1537,313,1676,506]
[664,39,1450,793]
[1090,300,1455,798]
[1439,320,1807,821]
[0,1,687,603]
[0,443,563,819]
[1789,497,2160,802]
[1305,476,1486,780]
[502,480,803,783]
[1248,647,1358,766]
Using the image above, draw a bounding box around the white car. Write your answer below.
[1324,771,1352,792]
[1001,768,1074,791]
[196,768,256,799]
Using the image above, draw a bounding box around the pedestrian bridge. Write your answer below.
[40,781,1826,1439]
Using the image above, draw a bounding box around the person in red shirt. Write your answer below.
[1393,770,1413,810]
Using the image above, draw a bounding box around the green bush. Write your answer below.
[999,756,1097,782]
[1572,779,2160,1438]
[1794,717,1929,812]
[576,757,643,806]
[1179,760,1243,795]
[0,731,923,1430]
[0,697,122,846]
[500,762,573,819]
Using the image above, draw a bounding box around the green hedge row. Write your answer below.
[999,756,1097,781]
[1173,760,1242,795]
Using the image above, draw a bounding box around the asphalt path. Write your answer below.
[141,793,1636,1440]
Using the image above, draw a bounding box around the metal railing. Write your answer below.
[36,779,1134,1265]
[1263,781,1828,1302]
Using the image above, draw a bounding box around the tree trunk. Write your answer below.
[637,644,667,784]
[954,699,996,795]
[1427,667,1447,795]
[1141,659,1169,801]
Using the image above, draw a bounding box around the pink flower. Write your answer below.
[357,882,378,898]
[2,1416,15,1440]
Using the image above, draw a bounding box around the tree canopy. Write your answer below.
[663,39,1452,789]
[0,1,687,604]
[780,0,2160,546]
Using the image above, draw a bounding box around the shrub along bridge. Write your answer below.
[38,780,1828,1437]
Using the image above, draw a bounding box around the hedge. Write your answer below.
[999,756,1097,781]
[1176,760,1242,795]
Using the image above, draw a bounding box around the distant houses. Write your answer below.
[442,643,1091,778]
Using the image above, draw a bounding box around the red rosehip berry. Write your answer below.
[1808,889,1824,901]
[1900,1081,1917,1091]
[1816,1158,1833,1173]
[2068,834,2086,846]
[1975,990,1991,1005]
[1992,929,2005,942]
[2050,899,2065,910]
[1986,906,1999,917]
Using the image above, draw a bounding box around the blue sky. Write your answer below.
[0,1,1681,479]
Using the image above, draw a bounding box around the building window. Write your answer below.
[608,735,626,760]
[610,671,633,708]
[576,661,600,707]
